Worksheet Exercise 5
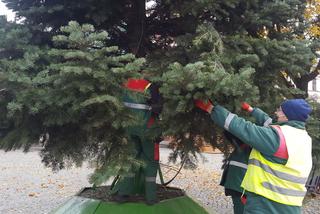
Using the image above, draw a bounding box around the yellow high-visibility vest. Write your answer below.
[241,125,312,206]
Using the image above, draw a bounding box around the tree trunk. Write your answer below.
[294,60,320,98]
[127,0,146,57]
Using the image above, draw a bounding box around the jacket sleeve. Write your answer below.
[251,108,273,127]
[211,105,279,156]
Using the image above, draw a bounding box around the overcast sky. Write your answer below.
[0,1,155,22]
[0,1,15,21]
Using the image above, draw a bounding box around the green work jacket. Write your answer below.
[211,105,306,214]
[221,108,271,194]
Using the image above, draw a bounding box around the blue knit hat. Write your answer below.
[281,99,312,122]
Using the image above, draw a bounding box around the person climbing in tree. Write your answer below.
[112,78,163,205]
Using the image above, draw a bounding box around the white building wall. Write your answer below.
[308,75,320,102]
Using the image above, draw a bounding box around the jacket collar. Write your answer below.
[273,121,305,130]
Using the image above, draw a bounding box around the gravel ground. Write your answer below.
[0,148,319,214]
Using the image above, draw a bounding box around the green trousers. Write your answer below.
[115,134,159,203]
[231,195,244,214]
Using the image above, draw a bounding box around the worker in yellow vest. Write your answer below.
[195,99,312,213]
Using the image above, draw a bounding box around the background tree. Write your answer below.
[0,16,48,149]
[1,0,319,185]
[305,0,320,39]
[294,0,320,94]
[0,19,148,182]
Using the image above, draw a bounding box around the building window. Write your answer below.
[313,79,317,91]
[308,76,320,92]
[317,78,320,92]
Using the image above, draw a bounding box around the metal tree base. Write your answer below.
[51,187,211,214]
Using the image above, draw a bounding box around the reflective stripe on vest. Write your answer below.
[241,125,312,206]
[229,160,248,169]
[248,159,307,184]
[262,182,306,197]
[123,102,151,110]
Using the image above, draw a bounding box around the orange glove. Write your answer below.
[241,102,253,112]
[194,99,213,113]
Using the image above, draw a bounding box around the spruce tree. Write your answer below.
[1,1,319,184]
[0,16,48,150]
[0,20,148,183]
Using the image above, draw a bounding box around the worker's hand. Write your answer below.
[241,102,253,113]
[194,99,214,113]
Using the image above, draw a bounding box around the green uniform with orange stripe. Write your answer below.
[220,108,272,214]
[114,79,162,204]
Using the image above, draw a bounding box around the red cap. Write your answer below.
[125,78,151,92]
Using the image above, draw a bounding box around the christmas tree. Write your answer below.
[0,0,319,186]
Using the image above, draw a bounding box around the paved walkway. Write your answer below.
[0,149,92,213]
[0,148,319,213]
